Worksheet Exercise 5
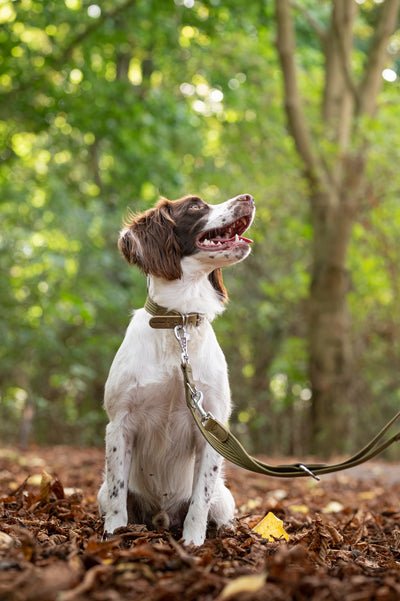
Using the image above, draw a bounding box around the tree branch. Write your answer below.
[2,0,138,103]
[331,1,359,108]
[357,0,400,116]
[53,0,138,66]
[322,1,358,125]
[290,1,326,43]
[275,0,318,184]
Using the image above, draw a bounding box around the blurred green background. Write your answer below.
[1,0,399,457]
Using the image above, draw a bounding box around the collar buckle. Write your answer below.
[145,296,205,330]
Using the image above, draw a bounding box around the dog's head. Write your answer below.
[119,194,255,302]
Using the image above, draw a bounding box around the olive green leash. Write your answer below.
[146,297,400,480]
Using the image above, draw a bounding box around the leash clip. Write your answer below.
[175,323,213,424]
[174,324,190,364]
[298,464,320,481]
[186,383,213,424]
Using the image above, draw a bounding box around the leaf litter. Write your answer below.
[1,446,400,600]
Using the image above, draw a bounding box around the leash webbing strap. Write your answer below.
[181,363,400,479]
[146,299,400,479]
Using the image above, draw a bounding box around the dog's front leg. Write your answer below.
[182,445,224,546]
[98,418,134,537]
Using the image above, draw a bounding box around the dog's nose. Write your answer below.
[237,194,254,203]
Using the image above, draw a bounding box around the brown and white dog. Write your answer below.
[98,193,255,546]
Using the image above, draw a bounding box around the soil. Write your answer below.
[0,445,400,600]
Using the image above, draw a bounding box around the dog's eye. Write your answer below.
[189,202,204,211]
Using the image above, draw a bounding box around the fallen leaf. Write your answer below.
[289,504,309,514]
[40,470,53,502]
[322,501,344,514]
[0,532,15,553]
[358,490,382,500]
[217,572,267,599]
[252,512,289,542]
[27,474,43,486]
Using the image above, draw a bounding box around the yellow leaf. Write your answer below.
[252,512,289,542]
[358,489,383,500]
[27,474,43,486]
[289,504,309,514]
[218,572,267,600]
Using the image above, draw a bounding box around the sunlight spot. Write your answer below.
[196,83,209,97]
[31,233,46,247]
[387,39,400,55]
[270,373,288,400]
[193,100,206,114]
[84,132,95,145]
[182,25,196,38]
[0,3,16,23]
[180,82,195,96]
[87,4,101,18]
[70,68,83,84]
[46,24,57,36]
[54,150,72,164]
[28,305,43,320]
[65,0,81,9]
[382,68,397,82]
[300,388,312,402]
[31,189,46,208]
[128,60,142,85]
[238,411,251,424]
[228,78,240,90]
[210,89,223,102]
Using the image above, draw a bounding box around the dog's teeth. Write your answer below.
[235,234,239,242]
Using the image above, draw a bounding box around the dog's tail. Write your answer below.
[152,510,170,530]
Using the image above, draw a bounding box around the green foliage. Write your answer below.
[0,0,399,453]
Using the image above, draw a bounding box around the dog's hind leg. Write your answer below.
[209,477,235,530]
[182,446,225,546]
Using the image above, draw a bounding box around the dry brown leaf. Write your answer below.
[40,470,53,502]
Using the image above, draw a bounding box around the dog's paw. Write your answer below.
[182,522,206,547]
[103,512,127,537]
[217,520,236,536]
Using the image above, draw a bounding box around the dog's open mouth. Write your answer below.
[196,215,253,251]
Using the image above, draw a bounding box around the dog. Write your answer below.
[98,193,255,546]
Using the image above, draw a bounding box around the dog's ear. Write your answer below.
[118,227,142,266]
[118,201,182,280]
[209,269,228,303]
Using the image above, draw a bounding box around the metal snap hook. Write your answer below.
[298,464,320,481]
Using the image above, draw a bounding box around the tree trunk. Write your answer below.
[308,190,355,453]
[275,0,399,455]
[308,153,365,453]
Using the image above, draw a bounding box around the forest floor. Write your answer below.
[0,446,400,600]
